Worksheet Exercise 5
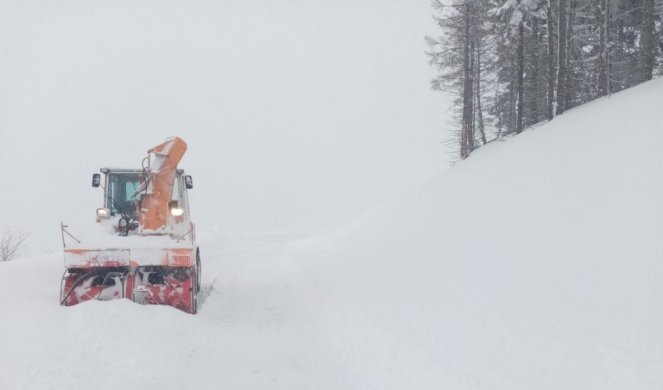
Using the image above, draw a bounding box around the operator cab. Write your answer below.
[107,171,144,218]
[92,168,194,233]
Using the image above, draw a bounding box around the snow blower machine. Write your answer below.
[60,137,201,314]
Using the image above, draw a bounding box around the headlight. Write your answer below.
[96,208,111,219]
[170,207,184,217]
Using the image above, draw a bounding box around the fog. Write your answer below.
[0,0,450,254]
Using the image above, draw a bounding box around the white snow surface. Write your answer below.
[2,79,663,389]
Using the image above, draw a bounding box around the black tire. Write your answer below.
[191,267,198,314]
[59,270,68,305]
[196,249,201,293]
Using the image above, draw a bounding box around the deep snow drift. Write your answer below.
[285,78,663,389]
[1,79,662,389]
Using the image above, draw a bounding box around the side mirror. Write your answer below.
[92,173,101,188]
[185,175,193,189]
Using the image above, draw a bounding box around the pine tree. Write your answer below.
[547,0,558,119]
[490,0,547,133]
[608,0,642,92]
[597,0,609,96]
[640,0,655,81]
[556,0,568,115]
[428,0,492,160]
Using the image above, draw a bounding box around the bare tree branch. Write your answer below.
[1,229,29,262]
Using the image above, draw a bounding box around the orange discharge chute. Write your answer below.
[139,137,188,231]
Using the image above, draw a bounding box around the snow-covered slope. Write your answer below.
[1,79,662,390]
[285,78,663,389]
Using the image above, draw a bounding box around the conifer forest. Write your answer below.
[427,0,662,159]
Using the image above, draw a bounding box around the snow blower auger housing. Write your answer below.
[60,137,201,314]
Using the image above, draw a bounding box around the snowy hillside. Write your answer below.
[1,79,662,389]
[285,78,663,389]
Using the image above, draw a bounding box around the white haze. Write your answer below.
[0,0,449,254]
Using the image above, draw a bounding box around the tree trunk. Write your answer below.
[470,38,476,140]
[475,42,487,145]
[531,17,540,124]
[556,0,567,115]
[517,21,525,133]
[509,53,517,133]
[640,0,655,82]
[547,0,557,120]
[461,4,474,159]
[597,0,608,96]
[605,0,612,94]
[565,0,576,109]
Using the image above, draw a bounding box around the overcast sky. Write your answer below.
[0,0,451,254]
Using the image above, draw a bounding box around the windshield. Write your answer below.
[107,173,145,217]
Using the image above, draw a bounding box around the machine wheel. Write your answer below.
[59,270,69,305]
[191,267,198,314]
[196,249,201,293]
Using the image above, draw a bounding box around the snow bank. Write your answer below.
[285,78,663,389]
